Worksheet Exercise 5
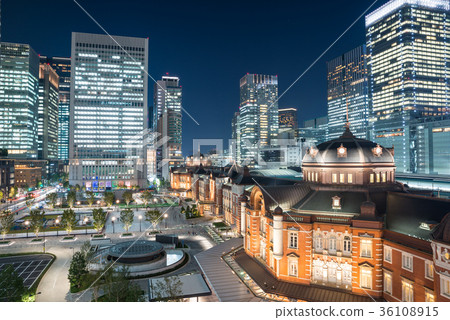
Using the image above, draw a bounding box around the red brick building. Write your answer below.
[238,128,450,302]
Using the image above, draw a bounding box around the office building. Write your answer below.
[69,32,148,190]
[366,0,450,172]
[238,74,279,163]
[0,42,39,159]
[153,75,183,180]
[327,45,369,140]
[231,111,240,162]
[38,63,59,160]
[40,56,71,161]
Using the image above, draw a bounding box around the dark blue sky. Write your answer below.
[2,0,380,155]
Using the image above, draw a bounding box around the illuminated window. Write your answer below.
[315,172,318,182]
[360,239,372,258]
[381,172,386,182]
[370,173,374,183]
[425,290,435,302]
[376,173,380,183]
[425,260,434,280]
[289,260,298,277]
[361,268,372,289]
[340,173,345,183]
[332,196,341,210]
[402,280,414,302]
[384,271,392,294]
[332,173,337,183]
[348,173,353,184]
[307,171,311,181]
[441,276,450,298]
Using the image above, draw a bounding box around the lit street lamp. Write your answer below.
[139,215,142,232]
[84,217,88,234]
[111,216,116,233]
[164,213,168,229]
[24,220,29,238]
[77,201,81,206]
[55,218,59,237]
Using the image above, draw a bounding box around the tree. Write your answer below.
[92,208,107,234]
[103,191,115,207]
[68,251,88,289]
[0,265,27,301]
[61,209,77,236]
[100,265,144,302]
[141,190,152,207]
[123,191,134,206]
[145,209,161,230]
[0,190,3,201]
[47,192,58,209]
[120,208,134,232]
[151,275,184,302]
[29,209,45,238]
[86,191,95,207]
[8,187,17,199]
[0,211,14,240]
[75,184,81,192]
[67,190,77,208]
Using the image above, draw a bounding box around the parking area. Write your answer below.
[0,254,53,288]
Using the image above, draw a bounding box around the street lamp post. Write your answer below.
[139,215,142,232]
[24,220,29,238]
[55,218,59,237]
[84,217,88,235]
[111,216,116,233]
[164,213,168,229]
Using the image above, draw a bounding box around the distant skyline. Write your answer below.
[2,0,375,155]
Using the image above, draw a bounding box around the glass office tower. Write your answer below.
[366,0,450,172]
[41,56,71,161]
[153,76,183,180]
[327,45,369,140]
[38,63,59,160]
[0,42,39,159]
[69,32,148,190]
[238,74,279,163]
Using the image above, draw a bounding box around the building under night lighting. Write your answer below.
[69,32,148,190]
[366,0,450,173]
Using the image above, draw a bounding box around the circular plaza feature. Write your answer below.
[107,240,164,264]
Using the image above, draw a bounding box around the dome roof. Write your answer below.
[302,128,394,165]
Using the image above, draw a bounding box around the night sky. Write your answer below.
[2,0,378,155]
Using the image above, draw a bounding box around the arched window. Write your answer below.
[343,236,351,255]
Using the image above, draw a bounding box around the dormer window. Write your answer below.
[337,144,347,158]
[309,146,318,158]
[372,144,383,157]
[332,196,341,210]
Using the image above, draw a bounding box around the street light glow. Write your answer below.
[111,217,116,221]
[139,215,142,220]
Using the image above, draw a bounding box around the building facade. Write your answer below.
[0,42,39,159]
[40,56,71,161]
[237,127,450,302]
[69,32,148,190]
[238,74,279,163]
[38,63,59,160]
[153,76,183,180]
[366,0,450,173]
[327,45,369,140]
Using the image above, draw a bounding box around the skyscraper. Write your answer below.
[327,45,369,140]
[40,56,71,161]
[153,76,183,180]
[69,32,148,190]
[0,42,39,159]
[366,0,450,172]
[278,107,298,139]
[38,63,59,160]
[238,74,279,163]
[231,111,240,161]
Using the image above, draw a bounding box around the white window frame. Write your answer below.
[402,280,414,302]
[425,289,435,302]
[425,260,434,280]
[360,239,372,258]
[347,173,353,184]
[360,268,372,289]
[440,275,450,298]
[383,271,392,294]
[289,231,298,249]
[384,246,392,263]
[343,236,351,254]
[288,259,298,277]
[402,253,413,272]
[328,236,337,253]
